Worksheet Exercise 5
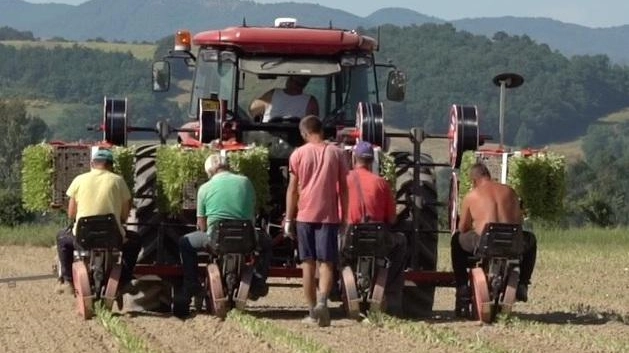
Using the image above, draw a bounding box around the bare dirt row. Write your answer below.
[2,244,627,353]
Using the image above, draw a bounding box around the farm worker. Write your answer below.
[285,115,349,327]
[174,153,272,318]
[451,163,537,310]
[343,141,407,317]
[55,149,141,295]
[249,75,319,122]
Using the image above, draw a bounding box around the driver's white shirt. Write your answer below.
[262,89,311,122]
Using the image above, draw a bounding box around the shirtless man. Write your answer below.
[451,163,537,310]
[249,75,319,122]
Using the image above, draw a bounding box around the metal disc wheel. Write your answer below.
[234,265,253,311]
[470,267,491,323]
[103,97,128,146]
[207,264,228,319]
[341,266,361,320]
[448,172,459,235]
[369,267,388,313]
[501,269,519,315]
[355,102,385,148]
[72,261,93,320]
[102,264,121,311]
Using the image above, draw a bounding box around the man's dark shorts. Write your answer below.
[296,222,339,263]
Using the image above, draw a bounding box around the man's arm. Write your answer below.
[249,90,273,118]
[67,197,77,220]
[285,172,299,221]
[197,216,208,232]
[383,181,397,225]
[458,194,473,234]
[337,151,349,223]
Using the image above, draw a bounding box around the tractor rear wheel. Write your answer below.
[390,151,439,318]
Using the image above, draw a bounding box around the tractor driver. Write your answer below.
[343,141,407,317]
[174,153,272,319]
[55,149,141,295]
[451,163,537,311]
[249,75,319,122]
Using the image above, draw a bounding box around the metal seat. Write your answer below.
[215,219,256,255]
[475,223,523,259]
[346,222,391,258]
[75,213,123,250]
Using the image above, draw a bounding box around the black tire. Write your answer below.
[127,144,176,264]
[390,151,439,318]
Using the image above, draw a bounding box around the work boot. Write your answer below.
[516,284,528,302]
[313,303,331,327]
[55,280,74,295]
[454,285,471,318]
[248,282,269,301]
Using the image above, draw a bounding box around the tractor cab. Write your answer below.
[153,18,406,154]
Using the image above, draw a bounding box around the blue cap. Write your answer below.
[354,141,374,159]
[92,149,114,163]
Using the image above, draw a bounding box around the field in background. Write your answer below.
[0,40,156,61]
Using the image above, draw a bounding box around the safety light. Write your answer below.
[174,30,192,51]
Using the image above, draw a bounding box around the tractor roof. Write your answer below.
[192,26,378,56]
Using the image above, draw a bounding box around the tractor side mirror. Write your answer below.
[386,69,406,102]
[152,61,171,92]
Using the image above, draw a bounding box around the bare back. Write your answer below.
[459,179,522,235]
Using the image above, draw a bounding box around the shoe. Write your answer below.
[55,281,74,295]
[301,315,317,325]
[516,284,528,302]
[248,282,269,301]
[313,303,331,327]
[118,281,140,295]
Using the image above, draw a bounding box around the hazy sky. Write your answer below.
[24,0,629,28]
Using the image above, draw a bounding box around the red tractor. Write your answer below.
[97,18,484,318]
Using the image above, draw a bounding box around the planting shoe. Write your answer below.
[516,284,528,302]
[313,303,331,327]
[454,285,471,317]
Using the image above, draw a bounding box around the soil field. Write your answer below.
[1,231,627,353]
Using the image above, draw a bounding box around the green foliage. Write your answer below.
[228,147,270,212]
[380,152,397,192]
[112,146,135,192]
[155,146,271,214]
[0,26,35,40]
[507,152,566,223]
[0,223,59,246]
[0,99,50,186]
[457,151,476,202]
[155,146,210,213]
[21,143,54,212]
[0,188,33,226]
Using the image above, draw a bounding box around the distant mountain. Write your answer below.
[452,16,629,65]
[2,0,629,64]
[0,0,72,30]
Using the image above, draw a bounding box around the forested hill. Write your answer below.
[2,0,629,64]
[2,23,629,147]
[367,24,629,146]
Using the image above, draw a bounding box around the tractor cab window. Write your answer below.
[188,49,236,118]
[332,64,378,125]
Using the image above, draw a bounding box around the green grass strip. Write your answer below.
[95,303,157,353]
[228,309,336,353]
[367,311,513,353]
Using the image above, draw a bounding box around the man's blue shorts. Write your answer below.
[296,222,339,263]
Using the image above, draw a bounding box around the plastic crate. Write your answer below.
[52,145,91,207]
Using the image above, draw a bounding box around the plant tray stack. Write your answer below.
[52,145,91,207]
[182,180,203,210]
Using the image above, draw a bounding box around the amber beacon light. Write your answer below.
[175,30,192,51]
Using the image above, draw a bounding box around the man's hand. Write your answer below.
[283,219,295,239]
